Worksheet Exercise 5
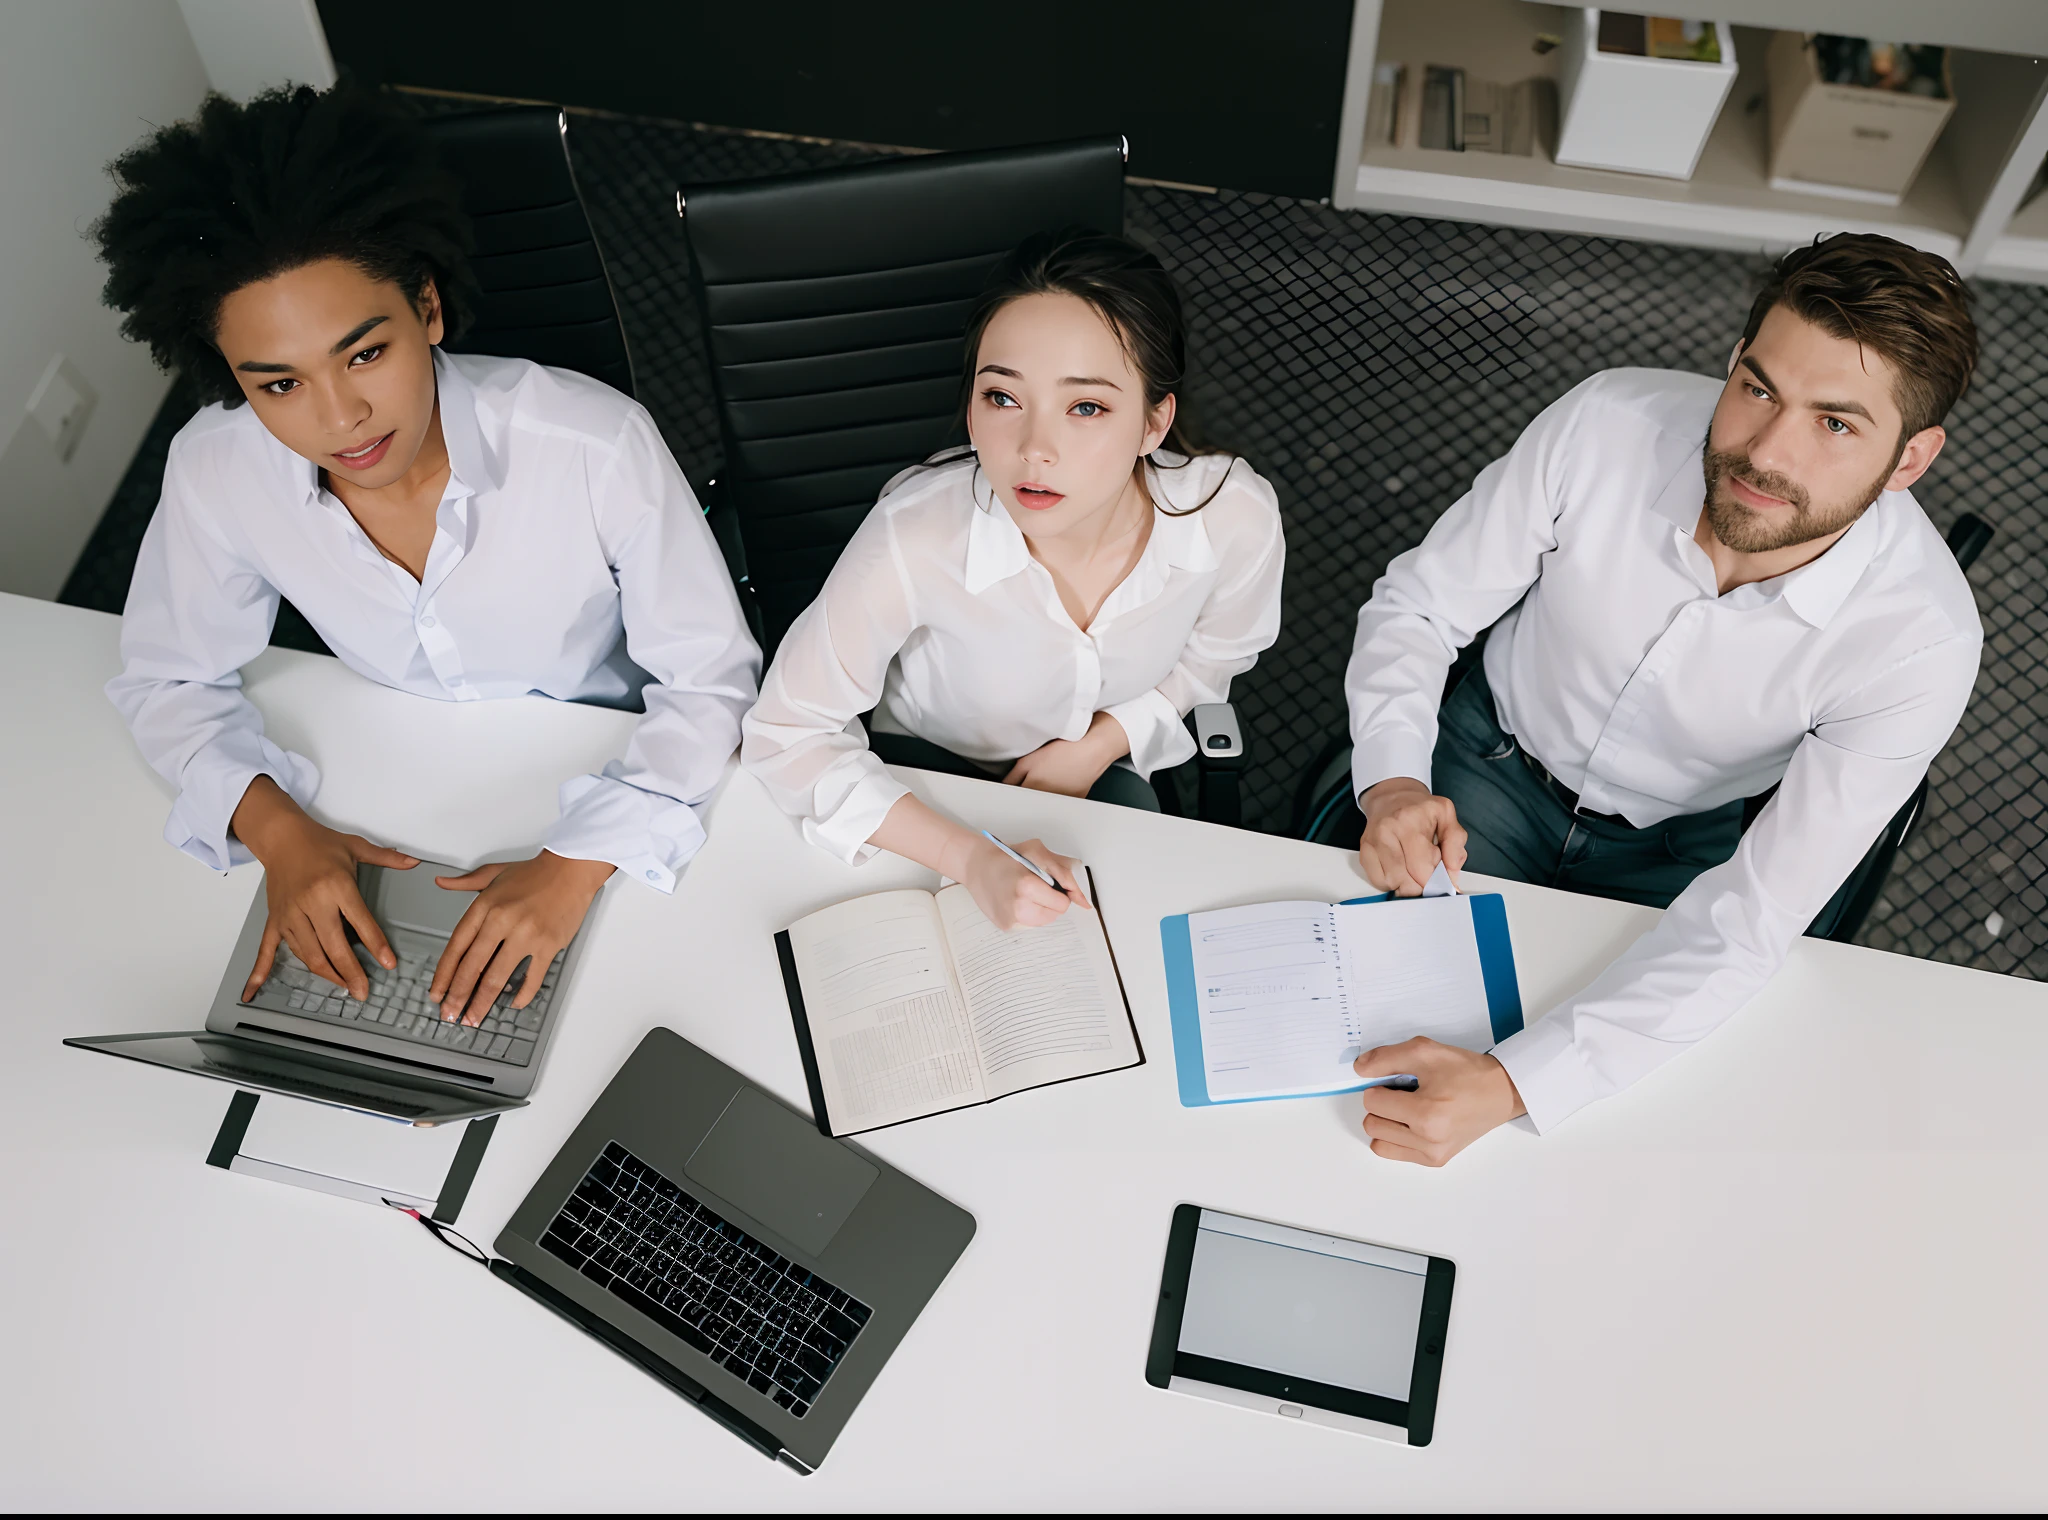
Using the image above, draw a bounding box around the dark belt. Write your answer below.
[1516,744,1634,828]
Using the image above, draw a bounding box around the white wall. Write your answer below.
[0,0,336,602]
[176,0,334,100]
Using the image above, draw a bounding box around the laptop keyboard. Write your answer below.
[245,937,559,1066]
[541,1142,872,1419]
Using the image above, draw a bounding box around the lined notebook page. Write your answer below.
[935,881,1137,1101]
[1331,897,1492,1052]
[785,890,987,1132]
[1187,895,1493,1102]
[1187,901,1355,1101]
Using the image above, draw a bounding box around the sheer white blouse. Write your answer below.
[742,452,1285,862]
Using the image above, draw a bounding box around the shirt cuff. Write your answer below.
[1102,690,1192,779]
[1350,728,1437,806]
[166,742,320,873]
[1489,1011,1604,1134]
[545,764,709,894]
[806,766,912,867]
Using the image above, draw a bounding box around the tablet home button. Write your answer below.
[1278,1404,1304,1418]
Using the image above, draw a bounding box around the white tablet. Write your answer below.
[1145,1205,1454,1447]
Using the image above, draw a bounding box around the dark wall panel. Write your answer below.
[314,0,1354,200]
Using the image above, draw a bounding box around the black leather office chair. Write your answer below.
[1292,512,1996,942]
[676,136,1252,823]
[675,136,1125,653]
[425,106,637,397]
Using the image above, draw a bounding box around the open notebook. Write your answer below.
[776,870,1140,1137]
[1160,887,1522,1107]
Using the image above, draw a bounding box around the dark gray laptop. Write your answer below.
[488,1026,975,1473]
[66,858,586,1121]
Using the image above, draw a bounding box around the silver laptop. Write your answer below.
[66,858,587,1121]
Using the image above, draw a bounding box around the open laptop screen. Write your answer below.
[64,1031,519,1124]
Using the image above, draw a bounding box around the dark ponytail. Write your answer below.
[948,226,1234,514]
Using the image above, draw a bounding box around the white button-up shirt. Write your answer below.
[743,452,1285,862]
[108,350,761,890]
[1347,368,1982,1130]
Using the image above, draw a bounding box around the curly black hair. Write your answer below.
[94,81,477,408]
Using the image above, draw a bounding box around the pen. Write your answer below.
[1358,1073,1420,1092]
[980,830,1069,897]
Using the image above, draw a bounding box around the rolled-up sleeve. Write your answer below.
[1106,478,1287,778]
[545,408,761,891]
[741,508,916,864]
[1492,632,1981,1130]
[1347,386,1581,803]
[104,441,319,872]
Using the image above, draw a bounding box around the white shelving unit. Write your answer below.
[1332,0,2048,281]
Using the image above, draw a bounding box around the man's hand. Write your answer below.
[1003,712,1130,799]
[946,833,1090,931]
[430,851,615,1024]
[234,775,416,1002]
[1359,777,1468,896]
[1354,1037,1525,1166]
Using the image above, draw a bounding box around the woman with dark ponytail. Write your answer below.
[743,228,1284,932]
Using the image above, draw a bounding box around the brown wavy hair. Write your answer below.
[1742,232,1977,440]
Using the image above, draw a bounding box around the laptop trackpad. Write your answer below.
[684,1087,877,1258]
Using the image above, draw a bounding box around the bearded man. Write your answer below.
[1337,233,1983,1164]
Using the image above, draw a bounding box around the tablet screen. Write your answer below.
[1178,1210,1429,1401]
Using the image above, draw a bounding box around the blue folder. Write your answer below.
[1160,893,1524,1108]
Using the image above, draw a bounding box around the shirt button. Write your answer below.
[645,869,660,882]
[419,615,437,629]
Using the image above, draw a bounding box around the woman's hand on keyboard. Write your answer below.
[232,775,415,1003]
[429,851,615,1024]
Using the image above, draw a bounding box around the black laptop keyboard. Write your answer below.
[541,1142,871,1418]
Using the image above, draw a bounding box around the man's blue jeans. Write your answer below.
[1434,664,1742,910]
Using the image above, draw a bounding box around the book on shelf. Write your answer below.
[1375,60,1548,158]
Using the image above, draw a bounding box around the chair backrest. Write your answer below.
[425,106,637,398]
[678,136,1126,650]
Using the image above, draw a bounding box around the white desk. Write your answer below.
[5,590,2046,1509]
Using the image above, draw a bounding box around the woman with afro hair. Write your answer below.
[97,82,758,1027]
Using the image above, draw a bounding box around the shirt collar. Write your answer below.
[1649,446,1886,629]
[290,347,500,507]
[960,457,1221,596]
[962,485,1032,593]
[1649,448,1707,531]
[1775,493,1886,629]
[431,348,501,499]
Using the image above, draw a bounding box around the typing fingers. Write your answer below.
[506,947,558,1011]
[337,882,396,973]
[429,898,490,1008]
[309,906,369,999]
[286,916,346,991]
[349,837,420,872]
[242,921,282,1002]
[460,947,528,1028]
[434,861,509,893]
[439,922,507,1024]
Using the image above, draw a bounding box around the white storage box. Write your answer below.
[1555,9,1738,180]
